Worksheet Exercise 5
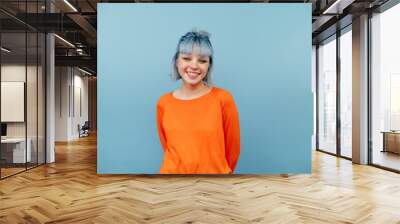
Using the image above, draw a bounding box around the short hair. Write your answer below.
[171,30,214,84]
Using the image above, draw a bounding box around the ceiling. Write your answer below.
[0,0,393,75]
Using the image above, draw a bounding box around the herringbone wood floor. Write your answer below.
[1,134,400,224]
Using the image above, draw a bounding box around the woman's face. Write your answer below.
[176,52,210,86]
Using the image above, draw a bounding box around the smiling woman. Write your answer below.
[156,30,241,174]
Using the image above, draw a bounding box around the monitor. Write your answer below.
[1,123,7,137]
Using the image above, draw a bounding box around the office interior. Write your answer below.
[0,0,97,179]
[0,0,400,222]
[0,0,399,188]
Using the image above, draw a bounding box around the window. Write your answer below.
[339,28,352,158]
[371,3,400,171]
[318,36,337,154]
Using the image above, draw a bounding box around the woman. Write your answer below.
[156,30,240,174]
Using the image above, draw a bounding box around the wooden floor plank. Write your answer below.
[0,134,400,223]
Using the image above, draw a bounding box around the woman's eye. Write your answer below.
[182,57,190,61]
[199,60,208,64]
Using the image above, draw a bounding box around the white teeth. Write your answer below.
[187,72,199,78]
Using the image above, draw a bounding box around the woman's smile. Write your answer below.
[186,70,201,79]
[176,52,210,86]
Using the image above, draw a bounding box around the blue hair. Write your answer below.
[171,30,214,84]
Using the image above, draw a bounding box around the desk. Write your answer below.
[381,131,400,154]
[1,138,32,163]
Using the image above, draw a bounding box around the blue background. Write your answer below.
[98,3,312,174]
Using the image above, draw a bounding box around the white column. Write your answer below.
[46,33,55,163]
[55,67,74,141]
[46,1,55,163]
[352,14,369,164]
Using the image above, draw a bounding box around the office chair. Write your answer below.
[79,121,90,138]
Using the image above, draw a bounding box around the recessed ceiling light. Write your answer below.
[78,67,93,76]
[54,34,75,48]
[1,47,11,53]
[63,0,78,12]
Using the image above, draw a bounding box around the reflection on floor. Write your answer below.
[0,163,39,178]
[341,148,352,158]
[373,150,400,171]
[0,167,25,178]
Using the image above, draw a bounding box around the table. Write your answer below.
[381,131,400,154]
[1,138,32,163]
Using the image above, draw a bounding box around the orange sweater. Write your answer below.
[156,87,240,174]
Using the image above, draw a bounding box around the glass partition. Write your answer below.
[1,31,28,177]
[0,1,46,179]
[317,35,337,155]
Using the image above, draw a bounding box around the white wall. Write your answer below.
[1,65,26,137]
[1,63,46,164]
[55,66,69,141]
[70,72,89,138]
[1,65,41,137]
[55,67,89,141]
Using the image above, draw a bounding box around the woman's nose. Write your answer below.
[189,61,199,69]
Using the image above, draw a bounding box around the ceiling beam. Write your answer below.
[323,0,356,14]
[55,55,96,69]
[67,13,97,46]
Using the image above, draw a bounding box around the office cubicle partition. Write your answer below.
[0,1,47,179]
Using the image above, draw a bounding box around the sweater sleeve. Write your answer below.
[157,100,167,152]
[222,92,240,172]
